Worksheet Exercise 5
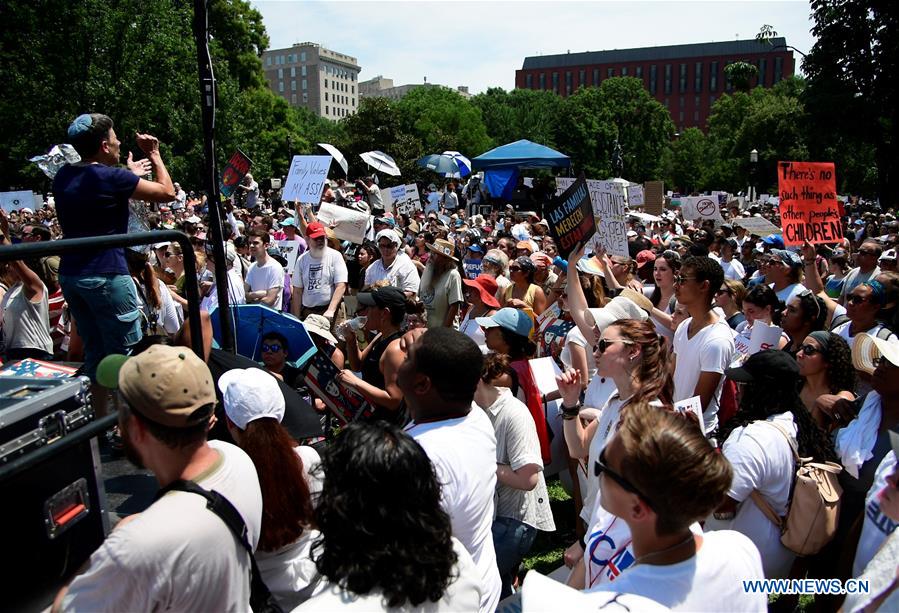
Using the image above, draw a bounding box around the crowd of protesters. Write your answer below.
[2,113,898,611]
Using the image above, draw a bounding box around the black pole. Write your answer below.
[192,0,234,353]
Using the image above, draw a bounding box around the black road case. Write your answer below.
[0,376,110,612]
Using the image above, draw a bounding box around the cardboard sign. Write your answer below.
[283,155,332,204]
[303,351,372,424]
[528,356,564,396]
[0,190,37,213]
[219,150,252,197]
[777,161,841,246]
[382,184,406,214]
[673,396,705,432]
[681,196,723,221]
[547,177,595,258]
[397,184,422,215]
[626,184,645,207]
[557,178,628,257]
[276,239,304,274]
[644,181,665,215]
[732,217,781,237]
[316,202,370,244]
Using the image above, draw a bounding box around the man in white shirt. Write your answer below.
[672,255,735,434]
[290,221,347,322]
[358,176,383,212]
[399,328,502,613]
[840,240,882,304]
[719,238,746,281]
[244,229,284,310]
[441,181,459,211]
[54,346,263,612]
[364,229,420,297]
[591,404,765,611]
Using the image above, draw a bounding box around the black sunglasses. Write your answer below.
[261,343,282,353]
[846,294,869,305]
[798,344,822,356]
[595,449,654,509]
[596,338,634,354]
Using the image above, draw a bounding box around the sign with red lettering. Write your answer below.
[778,161,842,246]
[547,177,595,259]
[219,150,253,197]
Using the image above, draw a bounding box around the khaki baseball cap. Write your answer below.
[97,345,216,428]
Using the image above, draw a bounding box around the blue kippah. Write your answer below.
[67,114,93,138]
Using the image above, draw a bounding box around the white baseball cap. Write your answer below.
[218,368,285,430]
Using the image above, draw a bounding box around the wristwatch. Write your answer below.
[559,402,582,420]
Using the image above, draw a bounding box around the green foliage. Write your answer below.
[724,61,759,93]
[396,87,493,158]
[670,128,707,193]
[471,88,561,148]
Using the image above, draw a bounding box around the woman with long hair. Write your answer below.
[500,256,548,316]
[125,248,181,336]
[796,331,856,424]
[781,291,829,357]
[714,278,748,330]
[735,284,788,350]
[219,368,318,610]
[647,249,681,340]
[714,350,838,578]
[299,421,484,611]
[348,242,379,294]
[406,231,433,269]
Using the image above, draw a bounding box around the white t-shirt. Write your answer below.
[581,393,628,523]
[364,253,421,296]
[62,441,263,612]
[294,537,484,612]
[772,282,806,305]
[420,267,464,329]
[523,571,670,613]
[200,269,246,314]
[591,530,766,612]
[482,389,555,532]
[721,258,746,282]
[673,317,735,434]
[246,257,285,310]
[707,413,797,579]
[832,320,897,345]
[407,410,501,613]
[291,247,348,308]
[560,325,597,377]
[852,451,898,577]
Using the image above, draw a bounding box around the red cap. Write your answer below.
[463,274,501,309]
[636,250,656,268]
[306,222,326,239]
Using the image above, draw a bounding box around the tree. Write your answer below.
[724,62,759,93]
[802,1,898,201]
[471,87,561,148]
[396,87,493,158]
[670,128,707,193]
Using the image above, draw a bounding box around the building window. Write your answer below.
[635,66,643,80]
[301,52,306,62]
[291,80,296,91]
[664,64,672,94]
[593,68,600,85]
[621,67,628,76]
[290,67,295,78]
[278,68,283,79]
[579,69,585,86]
[758,58,767,86]
[265,57,271,67]
[565,71,572,95]
[303,93,308,103]
[694,62,702,92]
[539,73,546,89]
[279,54,285,65]
[679,110,684,122]
[526,74,533,88]
[278,81,284,92]
[352,98,355,105]
[324,79,328,88]
[607,67,615,78]
[291,94,297,104]
[302,66,307,77]
[679,63,687,93]
[710,94,716,105]
[710,61,718,92]
[679,95,684,108]
[663,97,669,108]
[552,72,559,93]
[774,57,783,83]
[325,92,328,101]
[650,65,657,94]
[725,61,734,92]
[695,95,700,108]
[302,79,307,90]
[352,85,355,94]
[693,110,699,122]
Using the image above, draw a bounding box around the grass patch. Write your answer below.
[523,476,577,575]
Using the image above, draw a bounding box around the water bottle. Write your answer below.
[336,315,367,341]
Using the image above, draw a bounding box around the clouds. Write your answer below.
[253,1,816,94]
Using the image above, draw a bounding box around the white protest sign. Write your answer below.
[395,184,422,216]
[528,356,563,397]
[382,184,406,214]
[276,239,304,274]
[1,191,37,213]
[681,196,723,221]
[748,322,783,354]
[282,155,332,204]
[316,202,370,244]
[674,395,705,433]
[732,216,781,237]
[626,184,645,207]
[557,178,628,257]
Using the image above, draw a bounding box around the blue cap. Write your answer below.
[762,234,784,248]
[280,217,297,228]
[467,244,483,253]
[475,307,533,338]
[770,249,802,269]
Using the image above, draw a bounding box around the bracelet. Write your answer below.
[559,402,582,420]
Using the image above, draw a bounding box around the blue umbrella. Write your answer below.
[417,153,471,178]
[209,304,317,367]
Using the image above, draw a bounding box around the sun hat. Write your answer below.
[218,368,285,430]
[476,307,533,338]
[635,250,656,269]
[462,274,501,308]
[770,249,803,269]
[852,333,882,375]
[585,291,653,331]
[426,238,460,262]
[516,240,536,254]
[302,313,338,345]
[96,345,216,428]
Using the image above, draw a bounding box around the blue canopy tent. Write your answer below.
[472,140,571,201]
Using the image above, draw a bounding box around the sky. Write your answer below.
[252,0,817,94]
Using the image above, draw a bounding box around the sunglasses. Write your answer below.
[595,449,654,509]
[509,265,522,271]
[165,252,175,258]
[261,343,282,353]
[673,275,697,285]
[846,294,869,305]
[798,344,822,356]
[858,250,878,256]
[715,288,730,296]
[596,338,635,354]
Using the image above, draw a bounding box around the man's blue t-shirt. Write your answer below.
[53,163,139,276]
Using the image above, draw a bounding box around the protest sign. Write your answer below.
[283,155,332,204]
[528,357,563,397]
[626,184,645,207]
[732,217,781,237]
[219,150,252,197]
[643,181,665,215]
[382,184,406,214]
[463,258,483,280]
[547,177,595,259]
[777,161,841,246]
[681,196,723,221]
[748,322,783,354]
[276,239,304,274]
[316,202,370,244]
[673,396,705,433]
[0,190,36,213]
[557,178,627,257]
[303,351,372,424]
[396,184,422,215]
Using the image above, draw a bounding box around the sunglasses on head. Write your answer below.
[261,343,282,353]
[595,449,655,509]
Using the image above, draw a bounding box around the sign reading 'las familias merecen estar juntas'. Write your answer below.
[778,161,842,246]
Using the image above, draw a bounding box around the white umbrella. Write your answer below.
[317,143,348,175]
[359,150,401,176]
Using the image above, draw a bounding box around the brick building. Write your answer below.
[515,38,794,131]
[262,42,361,120]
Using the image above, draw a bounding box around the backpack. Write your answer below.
[829,314,894,340]
[749,420,843,556]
